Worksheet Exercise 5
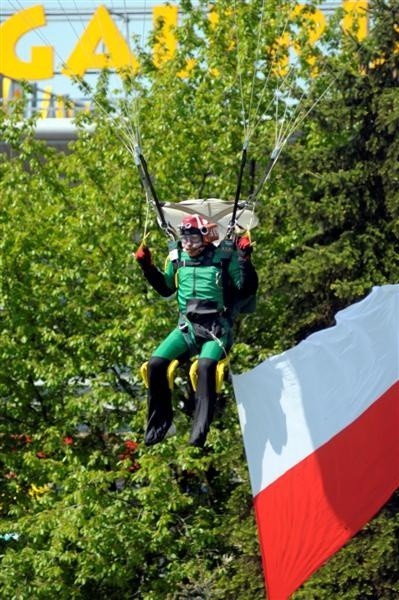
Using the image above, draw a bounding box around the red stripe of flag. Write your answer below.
[254,380,399,600]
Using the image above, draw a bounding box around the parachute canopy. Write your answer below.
[160,198,259,241]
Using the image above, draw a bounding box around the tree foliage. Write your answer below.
[0,1,398,598]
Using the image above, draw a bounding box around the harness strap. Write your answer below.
[190,357,229,393]
[178,317,199,355]
[167,240,235,312]
[178,314,227,355]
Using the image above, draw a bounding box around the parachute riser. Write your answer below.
[134,145,176,240]
[227,140,248,239]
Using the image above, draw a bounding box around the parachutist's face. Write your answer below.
[181,233,204,257]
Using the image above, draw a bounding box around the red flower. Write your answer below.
[63,436,74,446]
[127,462,140,472]
[10,433,32,443]
[124,440,138,453]
[117,452,129,461]
[36,451,47,459]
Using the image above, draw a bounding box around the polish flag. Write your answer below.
[232,285,399,600]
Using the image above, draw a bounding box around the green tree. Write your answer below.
[0,1,398,599]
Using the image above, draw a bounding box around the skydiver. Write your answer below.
[135,214,258,447]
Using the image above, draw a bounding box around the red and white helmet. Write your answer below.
[179,214,219,243]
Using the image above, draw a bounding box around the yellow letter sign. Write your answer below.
[0,4,53,79]
[62,5,138,77]
[152,5,178,67]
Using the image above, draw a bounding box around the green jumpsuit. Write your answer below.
[138,241,258,446]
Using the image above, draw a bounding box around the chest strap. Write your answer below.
[167,239,235,271]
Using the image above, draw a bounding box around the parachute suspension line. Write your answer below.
[274,92,295,152]
[252,2,277,142]
[247,53,300,164]
[133,0,149,144]
[116,0,167,241]
[234,0,331,205]
[250,75,335,206]
[245,47,300,214]
[10,0,153,237]
[66,0,153,170]
[127,0,150,241]
[271,19,337,164]
[26,0,137,161]
[119,86,141,160]
[244,3,293,145]
[274,63,313,151]
[18,0,124,127]
[61,0,160,242]
[249,89,298,204]
[230,1,302,216]
[54,0,170,241]
[230,0,270,236]
[9,0,66,68]
[218,3,335,229]
[249,146,279,203]
[249,47,336,200]
[278,78,335,161]
[275,89,280,149]
[252,22,306,162]
[119,0,145,155]
[233,0,249,142]
[233,0,269,145]
[274,67,335,164]
[8,1,37,44]
[246,0,267,144]
[10,0,169,241]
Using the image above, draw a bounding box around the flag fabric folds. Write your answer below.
[232,285,399,600]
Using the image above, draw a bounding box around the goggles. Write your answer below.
[181,233,203,246]
[179,222,206,233]
[179,222,219,244]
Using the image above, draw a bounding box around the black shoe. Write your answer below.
[188,430,207,447]
[144,422,175,446]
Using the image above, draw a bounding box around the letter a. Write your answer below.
[63,5,138,77]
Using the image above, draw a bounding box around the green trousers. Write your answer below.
[152,319,232,361]
[144,318,232,447]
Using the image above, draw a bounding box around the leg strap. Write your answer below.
[189,357,229,394]
[140,359,180,390]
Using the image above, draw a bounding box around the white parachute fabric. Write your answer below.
[160,198,259,240]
